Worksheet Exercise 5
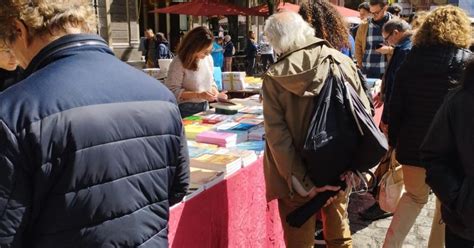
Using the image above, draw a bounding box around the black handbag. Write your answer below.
[286,62,388,228]
[301,66,359,188]
[345,81,388,172]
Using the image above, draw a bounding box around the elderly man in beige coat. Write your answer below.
[262,12,372,248]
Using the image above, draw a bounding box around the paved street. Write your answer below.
[348,192,438,248]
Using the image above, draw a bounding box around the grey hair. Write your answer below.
[224,35,231,42]
[383,19,412,34]
[264,11,315,54]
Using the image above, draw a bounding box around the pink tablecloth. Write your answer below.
[169,159,285,248]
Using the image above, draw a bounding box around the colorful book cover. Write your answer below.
[185,124,214,140]
[196,131,237,147]
[190,154,242,175]
[187,146,217,159]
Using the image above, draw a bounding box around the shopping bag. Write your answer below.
[287,63,357,228]
[301,66,359,188]
[287,61,388,228]
[378,150,404,213]
[345,81,388,172]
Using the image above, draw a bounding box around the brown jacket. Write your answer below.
[262,37,371,201]
[355,21,369,68]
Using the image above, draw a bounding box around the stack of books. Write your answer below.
[184,124,214,140]
[190,153,242,176]
[249,126,265,141]
[196,131,237,147]
[202,114,229,124]
[189,167,225,190]
[222,71,247,91]
[215,148,258,167]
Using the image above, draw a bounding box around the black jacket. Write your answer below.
[388,45,471,166]
[381,34,412,124]
[0,34,189,247]
[421,82,474,241]
[0,67,22,92]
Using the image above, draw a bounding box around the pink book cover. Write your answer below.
[196,131,237,144]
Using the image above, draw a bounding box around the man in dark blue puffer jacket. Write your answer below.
[0,1,189,247]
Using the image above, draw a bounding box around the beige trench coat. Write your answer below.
[262,37,372,201]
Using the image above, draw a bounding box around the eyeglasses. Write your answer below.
[383,32,393,41]
[370,8,383,16]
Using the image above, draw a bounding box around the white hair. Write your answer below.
[264,11,315,54]
[224,35,231,42]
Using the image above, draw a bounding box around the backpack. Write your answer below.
[158,43,174,59]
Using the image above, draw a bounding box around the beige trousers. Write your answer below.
[383,165,445,248]
[224,57,232,72]
[278,191,352,248]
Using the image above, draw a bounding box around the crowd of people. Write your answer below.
[261,2,473,248]
[0,0,473,247]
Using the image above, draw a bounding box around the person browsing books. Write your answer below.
[165,26,228,118]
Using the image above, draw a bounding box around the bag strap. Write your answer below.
[276,39,334,63]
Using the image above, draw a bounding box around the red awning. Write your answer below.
[248,2,300,16]
[248,2,360,18]
[150,0,250,16]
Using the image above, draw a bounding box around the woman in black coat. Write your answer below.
[384,6,472,248]
[421,56,474,248]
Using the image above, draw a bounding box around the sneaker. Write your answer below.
[314,228,326,245]
[359,202,393,221]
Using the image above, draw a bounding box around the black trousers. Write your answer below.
[261,54,274,71]
[246,57,256,76]
[446,226,474,248]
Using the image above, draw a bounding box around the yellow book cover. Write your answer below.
[185,124,214,140]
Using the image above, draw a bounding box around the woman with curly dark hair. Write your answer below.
[299,0,354,58]
[384,6,472,247]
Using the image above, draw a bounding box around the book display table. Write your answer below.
[169,159,285,248]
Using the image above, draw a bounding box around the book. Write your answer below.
[215,122,256,143]
[215,148,258,167]
[249,126,265,141]
[236,141,265,152]
[189,167,225,190]
[184,124,214,140]
[196,131,237,147]
[210,101,244,111]
[190,153,242,175]
[187,140,219,149]
[187,146,218,159]
[202,114,229,124]
[238,106,263,114]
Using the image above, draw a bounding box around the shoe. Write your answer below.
[359,202,393,221]
[314,228,326,245]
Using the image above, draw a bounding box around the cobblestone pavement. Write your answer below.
[348,192,438,248]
